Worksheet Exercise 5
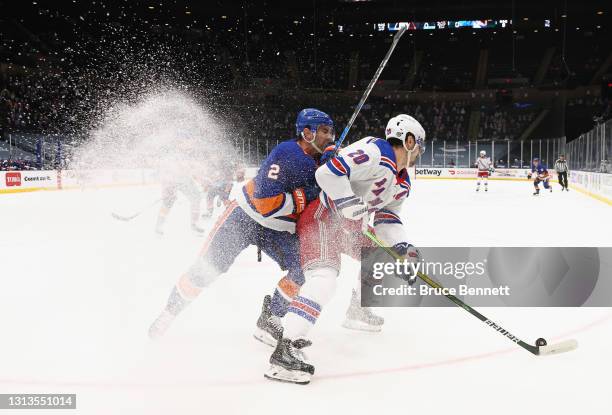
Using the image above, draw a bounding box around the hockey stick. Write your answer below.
[363,230,578,356]
[333,26,407,153]
[111,198,161,221]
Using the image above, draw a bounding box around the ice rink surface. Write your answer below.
[0,179,610,415]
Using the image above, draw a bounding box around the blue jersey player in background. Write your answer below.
[530,158,552,195]
[149,109,335,343]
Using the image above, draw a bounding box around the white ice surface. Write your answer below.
[0,180,610,415]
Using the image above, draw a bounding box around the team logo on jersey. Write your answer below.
[5,172,21,187]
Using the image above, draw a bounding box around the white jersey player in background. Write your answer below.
[265,114,425,384]
[154,145,206,236]
[475,150,494,192]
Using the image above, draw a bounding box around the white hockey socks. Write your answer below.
[283,267,338,339]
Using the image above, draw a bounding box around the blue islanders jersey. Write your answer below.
[236,140,319,233]
[531,163,549,177]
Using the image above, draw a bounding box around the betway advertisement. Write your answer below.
[415,167,537,179]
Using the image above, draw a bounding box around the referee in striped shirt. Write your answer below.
[554,154,569,191]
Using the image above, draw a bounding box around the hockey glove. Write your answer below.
[292,184,321,214]
[292,188,308,214]
[392,242,422,285]
[319,144,337,166]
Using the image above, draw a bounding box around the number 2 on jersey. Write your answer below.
[268,164,280,180]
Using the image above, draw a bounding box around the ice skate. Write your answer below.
[342,290,384,332]
[254,295,283,347]
[148,309,176,340]
[264,338,314,385]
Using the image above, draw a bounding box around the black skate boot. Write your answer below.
[265,338,314,385]
[253,295,283,347]
[342,289,384,332]
[533,188,540,196]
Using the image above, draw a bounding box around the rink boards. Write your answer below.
[0,169,158,194]
[1,167,610,205]
[414,167,612,205]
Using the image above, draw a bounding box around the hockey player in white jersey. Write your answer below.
[475,150,494,192]
[264,114,425,384]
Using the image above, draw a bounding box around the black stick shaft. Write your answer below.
[333,26,407,153]
[363,230,538,355]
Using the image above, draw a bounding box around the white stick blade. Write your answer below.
[538,339,578,356]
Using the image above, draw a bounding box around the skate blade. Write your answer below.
[253,328,277,347]
[341,318,383,333]
[264,364,311,385]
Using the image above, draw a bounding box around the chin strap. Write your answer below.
[404,142,418,161]
[302,131,324,154]
[404,140,424,161]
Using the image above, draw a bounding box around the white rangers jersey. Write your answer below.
[476,157,492,171]
[316,136,411,247]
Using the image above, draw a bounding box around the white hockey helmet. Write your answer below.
[480,150,486,157]
[385,114,426,153]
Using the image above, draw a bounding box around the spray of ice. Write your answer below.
[71,88,238,184]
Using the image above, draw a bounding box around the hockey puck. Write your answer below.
[536,338,547,347]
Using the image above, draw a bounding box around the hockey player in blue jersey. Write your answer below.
[148,109,336,341]
[531,158,552,195]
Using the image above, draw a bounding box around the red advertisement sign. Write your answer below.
[5,172,22,187]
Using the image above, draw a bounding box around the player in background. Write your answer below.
[264,114,425,384]
[154,145,206,236]
[226,164,247,202]
[475,150,494,192]
[531,157,552,195]
[200,168,234,218]
[148,109,335,341]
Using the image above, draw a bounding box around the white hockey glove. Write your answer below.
[335,196,368,221]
